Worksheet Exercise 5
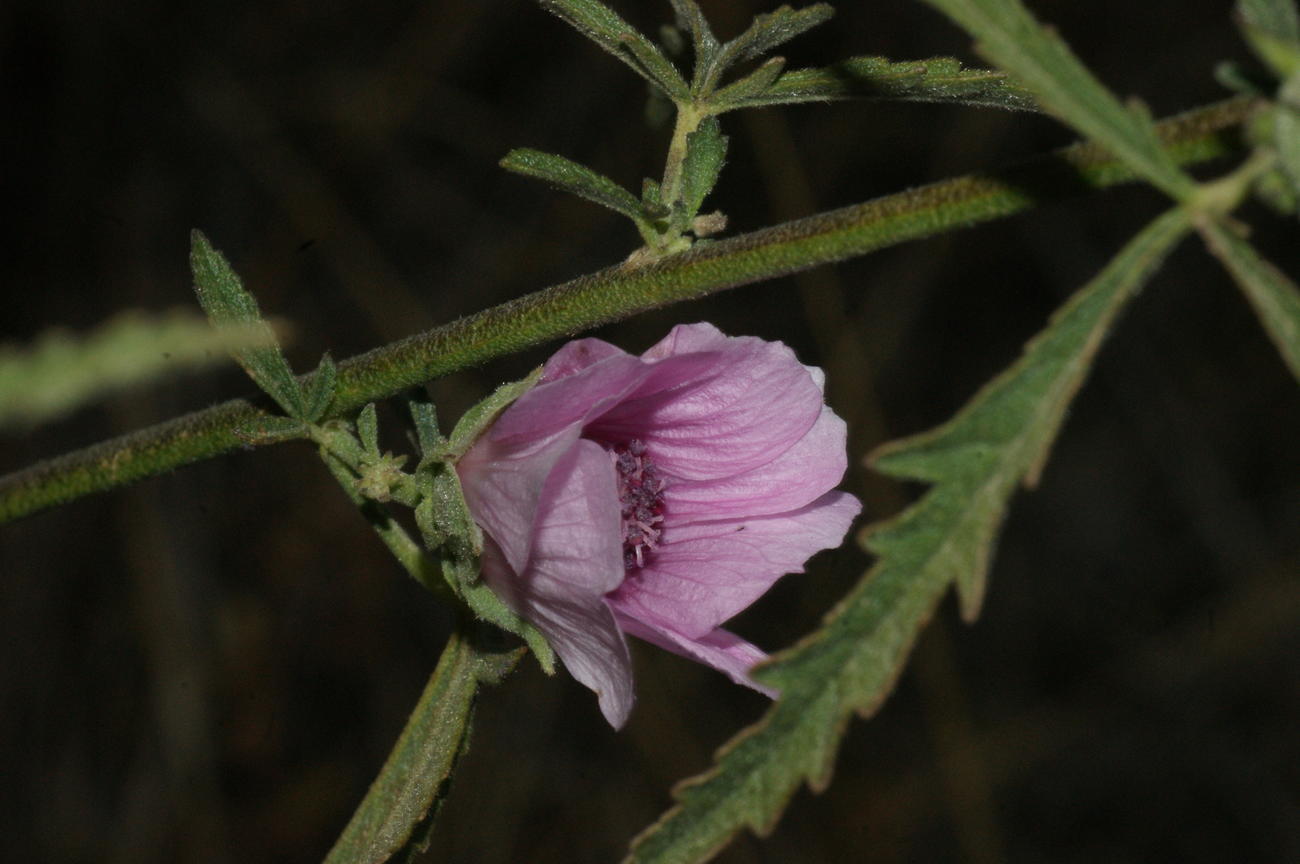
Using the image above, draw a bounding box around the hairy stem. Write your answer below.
[0,97,1256,524]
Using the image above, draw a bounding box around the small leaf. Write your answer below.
[709,56,787,109]
[675,116,728,229]
[445,368,544,459]
[624,209,1191,864]
[501,148,647,225]
[669,0,719,80]
[190,230,305,417]
[1198,217,1300,384]
[538,0,689,98]
[357,402,380,456]
[1238,0,1300,46]
[698,3,835,95]
[728,55,1037,112]
[301,353,338,423]
[917,0,1197,200]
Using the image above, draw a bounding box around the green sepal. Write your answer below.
[233,414,310,445]
[674,116,728,231]
[189,230,304,418]
[501,148,649,229]
[537,0,689,99]
[356,401,381,456]
[409,398,443,457]
[445,367,544,459]
[301,353,338,424]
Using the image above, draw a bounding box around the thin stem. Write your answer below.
[0,97,1257,525]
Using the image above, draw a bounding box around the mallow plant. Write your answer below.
[1,1,1296,862]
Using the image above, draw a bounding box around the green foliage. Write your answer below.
[625,209,1192,864]
[720,54,1036,112]
[674,116,728,231]
[499,149,649,227]
[1238,0,1300,53]
[1198,217,1300,383]
[190,230,305,417]
[0,310,273,430]
[324,626,522,864]
[917,0,1197,200]
[691,3,835,97]
[538,0,688,98]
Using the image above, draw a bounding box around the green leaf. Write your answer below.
[500,148,648,226]
[301,353,338,424]
[624,209,1192,864]
[697,3,835,95]
[190,230,305,418]
[669,0,719,80]
[917,0,1196,200]
[1277,74,1300,202]
[722,55,1037,112]
[674,116,729,229]
[356,402,381,456]
[0,310,274,430]
[324,626,522,864]
[1198,217,1300,383]
[409,398,443,458]
[1239,0,1300,46]
[537,0,689,98]
[708,56,788,110]
[445,368,544,458]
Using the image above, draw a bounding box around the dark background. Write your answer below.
[2,1,1297,862]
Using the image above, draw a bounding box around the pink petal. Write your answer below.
[476,439,636,728]
[586,333,824,481]
[664,404,848,523]
[458,352,650,576]
[541,336,628,381]
[614,613,777,698]
[607,490,861,639]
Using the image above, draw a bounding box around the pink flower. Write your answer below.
[456,323,861,728]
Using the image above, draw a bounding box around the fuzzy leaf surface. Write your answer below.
[537,0,688,97]
[1198,217,1300,383]
[190,230,304,417]
[1239,0,1300,45]
[918,0,1196,199]
[675,116,728,229]
[728,54,1036,111]
[625,208,1192,864]
[501,149,646,224]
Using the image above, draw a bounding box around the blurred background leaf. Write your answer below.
[0,311,277,430]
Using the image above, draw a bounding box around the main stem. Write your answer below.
[0,97,1256,524]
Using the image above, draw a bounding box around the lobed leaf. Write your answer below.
[1198,217,1300,383]
[537,0,689,98]
[669,0,719,85]
[302,353,339,424]
[724,54,1037,112]
[190,230,305,417]
[625,208,1192,864]
[917,0,1197,200]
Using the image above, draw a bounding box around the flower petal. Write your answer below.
[587,330,824,481]
[541,336,628,381]
[607,490,862,639]
[458,351,650,575]
[476,439,636,727]
[664,404,848,523]
[614,613,777,698]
